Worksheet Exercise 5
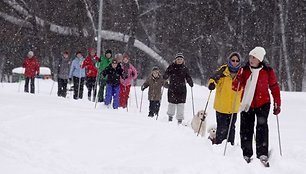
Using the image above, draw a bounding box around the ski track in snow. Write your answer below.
[0,80,306,174]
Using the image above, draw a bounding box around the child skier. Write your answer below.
[141,66,165,117]
[102,59,124,109]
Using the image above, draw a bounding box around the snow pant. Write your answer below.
[148,100,161,117]
[86,76,97,101]
[97,79,106,102]
[57,78,68,97]
[215,111,237,145]
[73,76,84,100]
[240,103,270,158]
[24,77,35,93]
[119,84,131,108]
[104,83,120,109]
[167,103,185,120]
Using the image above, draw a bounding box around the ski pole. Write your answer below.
[191,87,195,116]
[156,86,164,120]
[94,71,100,108]
[139,90,143,112]
[50,79,55,95]
[133,80,138,109]
[37,76,40,93]
[196,90,212,136]
[18,75,22,92]
[275,104,282,156]
[224,68,243,156]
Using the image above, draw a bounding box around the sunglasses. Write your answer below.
[231,59,240,63]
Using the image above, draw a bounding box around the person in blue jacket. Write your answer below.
[69,51,86,100]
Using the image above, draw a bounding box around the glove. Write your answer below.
[273,104,281,115]
[141,85,145,91]
[189,82,194,87]
[69,78,72,83]
[208,83,215,90]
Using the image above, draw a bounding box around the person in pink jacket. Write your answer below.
[119,53,138,108]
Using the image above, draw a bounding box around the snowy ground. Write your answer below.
[0,79,305,174]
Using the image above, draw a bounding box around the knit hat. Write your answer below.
[112,59,118,64]
[175,53,184,59]
[105,49,112,55]
[123,53,129,60]
[28,51,34,56]
[152,66,160,71]
[249,47,266,62]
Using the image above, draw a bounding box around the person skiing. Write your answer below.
[57,51,71,98]
[207,52,242,145]
[102,59,124,109]
[163,53,193,124]
[141,66,166,117]
[232,46,281,165]
[81,48,100,102]
[119,53,138,108]
[69,51,86,100]
[97,49,113,102]
[22,50,40,94]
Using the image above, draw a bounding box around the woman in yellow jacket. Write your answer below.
[208,52,242,145]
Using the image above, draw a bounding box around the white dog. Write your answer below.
[191,110,207,137]
[207,125,217,144]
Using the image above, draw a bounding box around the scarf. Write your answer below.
[240,66,262,112]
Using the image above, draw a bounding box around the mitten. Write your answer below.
[208,83,215,90]
[273,104,281,115]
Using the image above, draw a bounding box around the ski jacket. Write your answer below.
[102,64,124,86]
[69,57,86,78]
[22,56,40,78]
[81,55,100,77]
[142,72,166,101]
[57,57,71,79]
[208,64,242,114]
[120,63,138,86]
[98,56,112,80]
[232,64,281,109]
[163,63,193,104]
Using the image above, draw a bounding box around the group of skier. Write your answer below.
[22,46,281,166]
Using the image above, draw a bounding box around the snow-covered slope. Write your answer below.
[0,80,305,174]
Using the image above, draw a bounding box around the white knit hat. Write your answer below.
[249,47,266,62]
[28,51,34,56]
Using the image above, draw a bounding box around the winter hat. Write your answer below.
[76,51,82,55]
[227,52,241,73]
[152,66,160,71]
[249,47,266,62]
[111,59,118,64]
[175,53,184,59]
[28,51,34,56]
[105,49,112,55]
[123,53,129,60]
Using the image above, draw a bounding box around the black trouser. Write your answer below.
[148,100,161,117]
[240,103,270,158]
[86,77,97,100]
[73,76,85,100]
[57,78,68,97]
[216,111,237,145]
[24,77,35,93]
[98,79,106,102]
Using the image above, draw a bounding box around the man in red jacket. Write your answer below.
[22,51,40,93]
[81,48,100,101]
[233,47,281,164]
